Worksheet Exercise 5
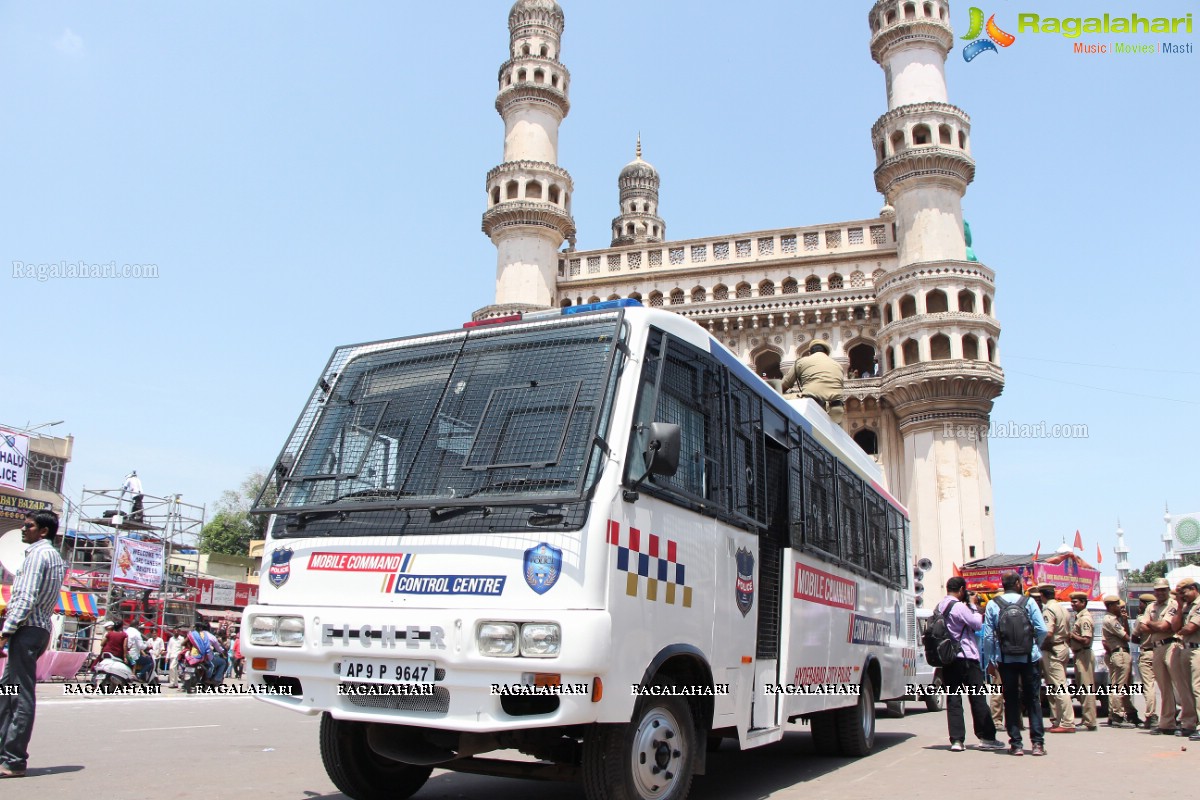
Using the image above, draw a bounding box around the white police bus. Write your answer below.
[242,300,915,800]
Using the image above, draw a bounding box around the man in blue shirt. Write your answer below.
[982,572,1049,756]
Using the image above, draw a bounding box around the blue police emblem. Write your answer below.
[524,543,562,595]
[735,547,755,617]
[268,547,294,588]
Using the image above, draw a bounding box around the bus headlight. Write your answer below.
[249,615,305,647]
[277,616,305,647]
[520,623,561,658]
[477,622,519,657]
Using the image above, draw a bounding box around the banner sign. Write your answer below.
[0,431,30,493]
[1172,513,1200,554]
[185,577,258,607]
[111,535,165,590]
[0,491,53,522]
[1033,560,1102,600]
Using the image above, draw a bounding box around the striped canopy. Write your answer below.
[0,585,100,617]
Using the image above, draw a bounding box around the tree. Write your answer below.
[1127,552,1200,583]
[199,471,275,556]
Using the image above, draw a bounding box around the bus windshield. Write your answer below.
[261,314,624,517]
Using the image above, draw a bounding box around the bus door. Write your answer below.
[750,435,789,730]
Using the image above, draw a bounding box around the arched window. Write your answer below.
[939,124,952,145]
[517,69,527,82]
[848,343,877,377]
[782,278,798,294]
[628,292,642,302]
[491,186,500,205]
[983,294,993,315]
[648,291,663,307]
[958,130,968,149]
[754,350,783,381]
[912,124,932,145]
[886,346,895,371]
[736,282,752,299]
[923,2,934,17]
[713,284,729,301]
[669,289,685,305]
[854,429,879,456]
[899,295,917,318]
[505,180,519,200]
[560,298,571,308]
[828,273,844,290]
[930,334,951,360]
[548,185,561,204]
[522,45,530,56]
[587,295,601,304]
[759,280,775,296]
[925,289,948,313]
[626,223,635,235]
[986,337,996,362]
[607,294,620,301]
[805,276,821,292]
[691,286,706,303]
[890,130,904,153]
[525,181,542,200]
[884,304,894,324]
[962,334,979,360]
[904,3,916,20]
[540,44,548,57]
[533,69,545,84]
[902,338,920,365]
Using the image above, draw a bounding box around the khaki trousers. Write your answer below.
[1164,643,1197,731]
[1153,643,1178,729]
[1073,648,1097,727]
[1042,648,1071,726]
[1138,648,1157,718]
[1190,647,1200,726]
[1106,651,1138,723]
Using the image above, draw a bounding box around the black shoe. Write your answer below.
[1144,715,1159,729]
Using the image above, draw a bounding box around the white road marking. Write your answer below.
[120,724,222,733]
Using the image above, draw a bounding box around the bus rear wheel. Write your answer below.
[318,713,432,800]
[834,679,876,756]
[582,687,697,800]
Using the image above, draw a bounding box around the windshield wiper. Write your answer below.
[478,478,577,493]
[428,505,493,523]
[329,488,418,502]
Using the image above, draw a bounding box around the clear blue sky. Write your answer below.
[3,1,1196,571]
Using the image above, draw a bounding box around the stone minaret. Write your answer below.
[868,1,1004,593]
[480,0,576,315]
[610,136,666,247]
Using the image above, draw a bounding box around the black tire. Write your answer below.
[834,679,876,757]
[99,673,125,694]
[924,674,945,712]
[809,711,841,756]
[885,700,906,718]
[582,687,697,800]
[318,713,432,800]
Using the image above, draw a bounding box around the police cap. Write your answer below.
[1069,591,1088,601]
[1102,594,1120,605]
[1153,578,1170,589]
[1138,593,1155,603]
[806,339,831,355]
[1177,577,1198,590]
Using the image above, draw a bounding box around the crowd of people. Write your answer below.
[934,571,1200,757]
[98,619,244,688]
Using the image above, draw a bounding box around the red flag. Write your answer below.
[1033,541,1041,561]
[1097,543,1103,564]
[1073,529,1083,550]
[952,563,962,577]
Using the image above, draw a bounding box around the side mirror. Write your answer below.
[274,453,296,494]
[644,422,680,477]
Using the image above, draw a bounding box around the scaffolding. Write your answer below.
[65,488,205,649]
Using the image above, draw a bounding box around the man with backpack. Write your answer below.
[982,572,1049,756]
[929,577,1006,752]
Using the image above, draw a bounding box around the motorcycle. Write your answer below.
[178,655,218,694]
[90,652,161,692]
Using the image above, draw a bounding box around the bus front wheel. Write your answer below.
[583,686,697,800]
[318,713,432,800]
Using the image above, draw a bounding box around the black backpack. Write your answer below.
[922,599,962,667]
[994,595,1035,659]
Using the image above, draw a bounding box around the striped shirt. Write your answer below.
[2,538,68,636]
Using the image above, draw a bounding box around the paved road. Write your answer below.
[17,684,1192,799]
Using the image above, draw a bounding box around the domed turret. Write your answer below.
[610,135,666,247]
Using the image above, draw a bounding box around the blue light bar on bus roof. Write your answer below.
[465,298,642,328]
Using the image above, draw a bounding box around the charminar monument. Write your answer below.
[477,0,1004,596]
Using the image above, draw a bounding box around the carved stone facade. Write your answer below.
[482,0,1003,595]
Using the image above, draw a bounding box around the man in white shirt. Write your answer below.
[124,624,153,681]
[147,632,165,673]
[122,471,144,522]
[165,630,186,688]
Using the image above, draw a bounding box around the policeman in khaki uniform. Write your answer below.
[1165,577,1200,738]
[781,340,845,423]
[1102,595,1141,727]
[1140,577,1185,734]
[1035,584,1074,732]
[1134,593,1158,728]
[1067,591,1097,730]
[1172,577,1200,741]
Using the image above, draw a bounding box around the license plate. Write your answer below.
[339,659,435,684]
